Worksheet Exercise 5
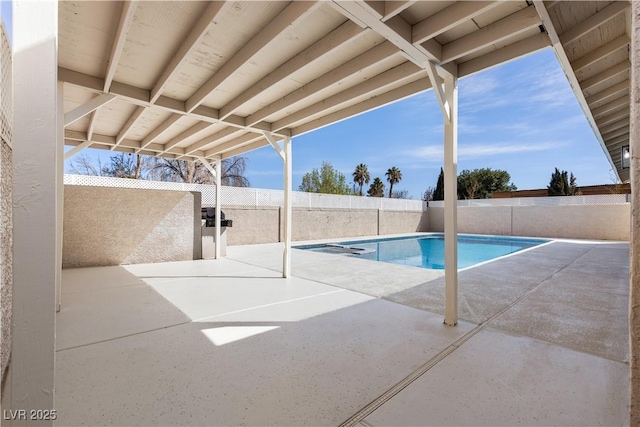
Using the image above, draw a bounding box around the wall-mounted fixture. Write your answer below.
[622,146,630,169]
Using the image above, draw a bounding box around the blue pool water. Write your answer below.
[296,234,550,270]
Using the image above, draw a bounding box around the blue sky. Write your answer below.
[60,44,612,199]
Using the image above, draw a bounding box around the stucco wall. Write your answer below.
[428,204,630,240]
[219,207,427,245]
[0,141,12,386]
[63,186,201,268]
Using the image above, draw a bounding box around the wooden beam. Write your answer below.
[262,131,285,160]
[602,125,630,140]
[182,127,245,156]
[185,1,319,113]
[221,138,271,159]
[197,156,217,178]
[580,60,630,91]
[246,41,399,126]
[571,35,630,73]
[137,113,182,152]
[150,1,228,103]
[605,133,630,147]
[412,1,501,45]
[591,94,630,119]
[333,0,442,64]
[273,61,423,130]
[104,0,138,92]
[292,75,433,137]
[86,111,98,141]
[58,67,291,137]
[64,93,116,126]
[599,116,630,135]
[204,133,263,157]
[458,32,550,77]
[382,1,416,22]
[596,109,629,127]
[442,6,541,63]
[559,1,629,46]
[158,121,216,155]
[426,61,449,121]
[114,106,145,150]
[220,20,366,119]
[586,80,629,106]
[64,140,93,160]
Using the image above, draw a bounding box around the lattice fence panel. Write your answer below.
[429,194,629,207]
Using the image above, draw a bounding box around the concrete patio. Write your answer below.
[55,236,629,426]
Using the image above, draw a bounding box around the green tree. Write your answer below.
[548,168,577,196]
[298,161,351,194]
[385,166,402,198]
[433,168,444,201]
[457,168,517,199]
[352,163,370,196]
[367,177,385,197]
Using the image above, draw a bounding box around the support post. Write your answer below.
[56,82,64,312]
[629,0,639,423]
[11,0,58,419]
[214,156,221,259]
[443,73,458,326]
[283,136,292,278]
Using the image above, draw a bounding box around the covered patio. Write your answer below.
[5,0,639,425]
[55,237,628,425]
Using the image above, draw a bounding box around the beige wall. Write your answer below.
[428,204,630,240]
[221,207,427,245]
[63,186,201,268]
[0,136,11,387]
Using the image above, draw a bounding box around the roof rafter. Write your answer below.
[137,114,183,153]
[591,94,629,119]
[157,121,216,156]
[181,127,247,157]
[114,106,146,150]
[332,0,443,65]
[104,0,138,92]
[382,1,416,22]
[150,1,229,104]
[580,60,629,91]
[219,20,367,120]
[185,1,320,113]
[441,5,541,63]
[596,108,629,127]
[458,32,550,77]
[273,61,424,131]
[64,93,116,126]
[204,133,263,158]
[571,35,630,73]
[58,67,291,138]
[558,1,629,46]
[412,1,502,45]
[586,80,629,106]
[246,41,399,126]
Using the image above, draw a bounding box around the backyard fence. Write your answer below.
[63,175,427,211]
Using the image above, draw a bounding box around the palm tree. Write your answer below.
[352,163,370,196]
[367,177,385,197]
[385,166,402,198]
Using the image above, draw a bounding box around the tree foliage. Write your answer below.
[367,177,385,197]
[457,168,517,199]
[352,163,370,196]
[433,168,444,201]
[422,186,435,202]
[298,161,351,194]
[68,153,250,186]
[391,189,410,199]
[547,168,578,196]
[385,166,402,198]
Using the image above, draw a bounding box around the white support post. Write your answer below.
[11,0,58,419]
[443,72,458,326]
[214,156,221,259]
[283,136,292,278]
[56,82,64,313]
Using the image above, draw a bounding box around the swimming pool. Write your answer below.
[296,234,550,270]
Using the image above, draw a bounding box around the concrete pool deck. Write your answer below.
[55,236,629,425]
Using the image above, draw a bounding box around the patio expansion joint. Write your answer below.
[55,320,192,353]
[340,246,592,427]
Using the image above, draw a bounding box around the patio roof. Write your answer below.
[59,0,632,182]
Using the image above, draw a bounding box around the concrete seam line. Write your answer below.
[340,242,581,427]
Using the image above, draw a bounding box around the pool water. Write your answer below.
[296,234,549,270]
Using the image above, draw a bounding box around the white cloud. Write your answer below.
[405,141,564,161]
